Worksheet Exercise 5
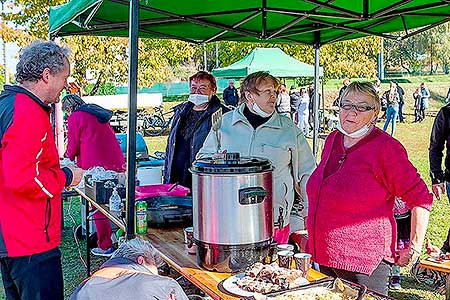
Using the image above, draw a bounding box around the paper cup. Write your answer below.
[277,250,294,269]
[183,227,193,243]
[183,227,196,255]
[277,244,295,252]
[294,253,311,275]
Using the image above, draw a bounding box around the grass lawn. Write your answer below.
[1,81,449,299]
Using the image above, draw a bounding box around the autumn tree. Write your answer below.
[5,0,196,93]
[200,37,380,80]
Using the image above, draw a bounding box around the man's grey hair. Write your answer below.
[15,40,70,84]
[112,238,163,267]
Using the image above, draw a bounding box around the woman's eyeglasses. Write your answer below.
[339,102,374,112]
[255,89,279,98]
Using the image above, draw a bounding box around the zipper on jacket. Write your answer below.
[44,198,51,242]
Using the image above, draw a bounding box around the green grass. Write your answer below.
[1,81,449,299]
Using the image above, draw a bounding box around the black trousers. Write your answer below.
[319,260,392,296]
[0,247,63,300]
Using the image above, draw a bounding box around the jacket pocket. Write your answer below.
[44,198,51,242]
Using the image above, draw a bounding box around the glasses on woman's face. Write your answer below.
[190,83,211,95]
[339,101,375,112]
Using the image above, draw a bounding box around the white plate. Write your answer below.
[220,273,310,297]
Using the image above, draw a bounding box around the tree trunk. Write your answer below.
[399,56,412,75]
[88,71,103,96]
[430,43,433,75]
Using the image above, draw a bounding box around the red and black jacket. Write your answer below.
[0,85,69,257]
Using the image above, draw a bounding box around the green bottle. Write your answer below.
[135,200,148,234]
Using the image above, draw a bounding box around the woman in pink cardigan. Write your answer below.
[63,94,125,257]
[306,82,432,295]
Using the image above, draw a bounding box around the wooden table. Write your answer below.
[419,258,450,300]
[74,188,327,299]
[144,227,327,300]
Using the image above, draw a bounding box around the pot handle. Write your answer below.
[238,187,267,205]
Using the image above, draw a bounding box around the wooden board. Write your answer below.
[144,227,326,300]
[74,187,126,232]
[420,258,450,274]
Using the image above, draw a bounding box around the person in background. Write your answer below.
[373,78,381,95]
[308,82,321,132]
[71,238,189,300]
[413,88,423,123]
[222,79,239,107]
[395,82,405,123]
[429,99,450,202]
[0,40,83,300]
[164,71,228,190]
[62,94,125,257]
[197,71,315,244]
[420,82,430,121]
[289,85,300,124]
[297,88,310,137]
[382,82,400,137]
[333,78,350,106]
[276,83,291,117]
[307,81,432,295]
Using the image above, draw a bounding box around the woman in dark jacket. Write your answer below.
[163,71,228,190]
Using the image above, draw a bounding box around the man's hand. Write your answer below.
[67,165,83,187]
[432,183,446,200]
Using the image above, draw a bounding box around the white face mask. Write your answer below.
[252,102,273,118]
[188,94,209,106]
[336,119,373,139]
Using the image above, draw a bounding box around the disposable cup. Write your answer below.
[183,227,196,255]
[277,250,294,269]
[294,252,311,275]
[277,244,294,252]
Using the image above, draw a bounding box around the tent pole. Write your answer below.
[215,42,219,68]
[312,44,320,158]
[203,43,207,71]
[126,0,139,240]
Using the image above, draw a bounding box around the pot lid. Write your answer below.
[191,153,272,174]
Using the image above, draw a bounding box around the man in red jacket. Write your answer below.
[0,41,83,300]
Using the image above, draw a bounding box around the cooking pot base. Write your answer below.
[195,239,272,273]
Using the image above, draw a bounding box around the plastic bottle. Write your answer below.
[109,187,122,217]
[135,200,148,234]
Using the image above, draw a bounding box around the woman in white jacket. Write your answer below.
[197,71,315,244]
[297,88,310,136]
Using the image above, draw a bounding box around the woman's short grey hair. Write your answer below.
[15,40,70,84]
[340,81,381,114]
[62,94,85,113]
[112,238,163,267]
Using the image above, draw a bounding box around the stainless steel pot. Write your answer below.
[190,153,273,272]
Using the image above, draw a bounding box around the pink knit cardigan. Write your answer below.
[306,128,433,275]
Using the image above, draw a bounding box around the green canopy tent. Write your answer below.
[211,47,323,78]
[49,0,450,239]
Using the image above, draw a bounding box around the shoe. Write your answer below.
[389,276,402,290]
[91,247,115,257]
[389,282,402,290]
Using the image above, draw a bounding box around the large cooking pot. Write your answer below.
[191,153,273,272]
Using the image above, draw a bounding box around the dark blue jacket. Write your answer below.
[223,86,239,107]
[163,95,228,185]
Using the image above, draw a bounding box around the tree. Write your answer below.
[199,37,380,80]
[5,0,197,93]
